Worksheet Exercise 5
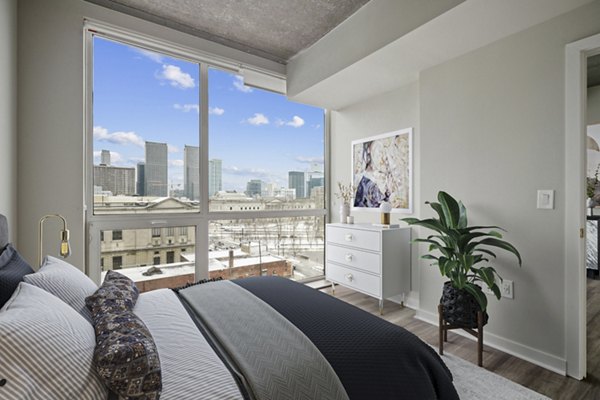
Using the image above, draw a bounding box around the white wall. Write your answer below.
[420,2,600,374]
[589,85,600,125]
[329,0,600,374]
[330,83,421,299]
[0,0,17,243]
[17,0,284,268]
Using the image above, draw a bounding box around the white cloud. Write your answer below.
[233,75,253,93]
[295,156,324,164]
[168,144,180,154]
[223,165,275,180]
[93,150,123,164]
[93,126,144,148]
[174,103,200,113]
[209,107,225,116]
[247,113,269,126]
[286,115,305,128]
[313,124,322,130]
[158,65,195,89]
[133,48,164,63]
[274,119,285,127]
[169,159,184,167]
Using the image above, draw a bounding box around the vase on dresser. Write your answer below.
[339,203,350,224]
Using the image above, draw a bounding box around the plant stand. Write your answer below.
[438,304,484,367]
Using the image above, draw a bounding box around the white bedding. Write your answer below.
[134,289,243,400]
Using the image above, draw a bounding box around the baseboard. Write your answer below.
[388,291,419,310]
[415,308,567,376]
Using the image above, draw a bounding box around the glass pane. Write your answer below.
[100,226,196,292]
[93,36,200,214]
[209,216,325,281]
[208,68,325,211]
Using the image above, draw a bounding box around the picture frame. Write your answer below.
[351,127,413,213]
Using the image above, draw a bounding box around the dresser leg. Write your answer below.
[331,282,335,295]
[379,299,384,315]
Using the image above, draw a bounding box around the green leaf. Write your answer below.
[490,284,501,300]
[402,218,449,235]
[438,191,461,228]
[458,201,468,229]
[464,283,488,311]
[460,225,506,233]
[422,254,439,261]
[426,201,447,227]
[474,248,498,258]
[478,238,522,265]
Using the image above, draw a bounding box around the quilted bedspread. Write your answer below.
[177,276,459,400]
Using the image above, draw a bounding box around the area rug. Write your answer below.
[441,352,551,400]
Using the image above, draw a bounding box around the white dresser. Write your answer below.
[325,223,410,314]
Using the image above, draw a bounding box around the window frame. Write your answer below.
[84,21,330,285]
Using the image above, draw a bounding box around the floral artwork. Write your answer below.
[351,128,412,212]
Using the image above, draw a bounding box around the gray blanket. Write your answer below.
[179,281,349,400]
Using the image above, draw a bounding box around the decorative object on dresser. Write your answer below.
[403,191,522,366]
[335,182,354,223]
[352,127,412,213]
[379,201,392,225]
[325,223,410,314]
[38,214,71,267]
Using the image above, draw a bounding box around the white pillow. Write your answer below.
[0,282,108,400]
[24,256,97,323]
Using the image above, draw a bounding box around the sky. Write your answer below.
[93,36,325,192]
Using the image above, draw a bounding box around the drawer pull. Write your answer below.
[345,254,354,262]
[345,234,354,242]
[345,273,354,282]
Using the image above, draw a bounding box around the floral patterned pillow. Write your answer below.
[85,270,139,321]
[93,311,162,399]
[86,271,161,399]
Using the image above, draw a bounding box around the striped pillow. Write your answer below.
[0,282,108,400]
[24,256,98,323]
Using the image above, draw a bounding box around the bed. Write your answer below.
[0,214,459,400]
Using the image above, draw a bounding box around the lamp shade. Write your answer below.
[380,201,392,213]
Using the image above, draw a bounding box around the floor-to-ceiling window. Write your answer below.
[85,25,327,290]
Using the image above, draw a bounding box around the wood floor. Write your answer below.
[319,278,600,400]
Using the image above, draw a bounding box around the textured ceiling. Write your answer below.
[589,54,600,88]
[85,0,371,64]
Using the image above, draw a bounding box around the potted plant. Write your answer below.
[403,191,521,327]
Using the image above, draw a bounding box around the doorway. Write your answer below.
[565,33,600,380]
[586,54,600,384]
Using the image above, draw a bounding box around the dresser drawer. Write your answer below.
[327,226,381,252]
[327,244,381,275]
[326,263,381,297]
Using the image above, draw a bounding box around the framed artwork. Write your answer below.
[351,128,412,213]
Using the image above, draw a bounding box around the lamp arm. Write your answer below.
[38,214,70,268]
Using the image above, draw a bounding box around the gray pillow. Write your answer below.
[24,256,97,323]
[0,282,108,400]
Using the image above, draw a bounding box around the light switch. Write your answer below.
[537,190,554,209]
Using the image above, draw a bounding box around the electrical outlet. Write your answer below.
[482,279,514,299]
[500,280,514,299]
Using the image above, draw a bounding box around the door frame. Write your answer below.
[565,32,600,380]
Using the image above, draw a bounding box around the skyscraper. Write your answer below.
[209,159,222,197]
[100,149,111,166]
[307,177,324,197]
[136,162,145,196]
[94,165,135,195]
[145,141,168,197]
[184,145,200,200]
[288,171,306,198]
[245,179,264,197]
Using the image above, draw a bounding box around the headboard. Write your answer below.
[0,214,8,250]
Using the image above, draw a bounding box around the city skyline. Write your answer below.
[93,36,324,193]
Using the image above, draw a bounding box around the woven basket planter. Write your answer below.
[440,282,489,328]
